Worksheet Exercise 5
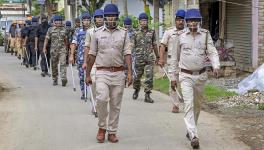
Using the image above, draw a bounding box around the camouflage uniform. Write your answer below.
[72,27,87,95]
[131,29,156,93]
[45,26,68,82]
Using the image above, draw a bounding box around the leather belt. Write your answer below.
[180,68,206,75]
[97,66,124,72]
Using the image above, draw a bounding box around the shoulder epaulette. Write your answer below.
[166,26,174,30]
[200,28,209,33]
[176,29,186,35]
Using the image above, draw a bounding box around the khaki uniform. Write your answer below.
[84,26,102,98]
[89,26,131,134]
[160,27,182,108]
[169,28,220,140]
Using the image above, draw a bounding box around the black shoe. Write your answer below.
[33,66,37,70]
[144,92,154,103]
[81,94,85,100]
[186,133,191,141]
[62,79,68,87]
[53,79,58,86]
[45,72,49,75]
[25,64,29,68]
[133,89,139,100]
[191,137,200,149]
[41,72,46,77]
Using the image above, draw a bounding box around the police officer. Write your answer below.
[15,21,24,59]
[85,4,132,143]
[169,9,220,149]
[43,15,68,86]
[74,18,81,29]
[35,15,51,77]
[69,12,91,99]
[26,16,39,70]
[131,13,159,103]
[82,9,104,101]
[159,9,186,113]
[22,20,31,67]
[9,22,17,55]
[83,9,104,67]
[65,20,74,65]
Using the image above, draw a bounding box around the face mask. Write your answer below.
[104,16,118,29]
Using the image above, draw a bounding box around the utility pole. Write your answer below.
[153,0,159,41]
[172,0,179,26]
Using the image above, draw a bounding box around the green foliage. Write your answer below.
[118,15,139,29]
[204,84,238,102]
[153,78,238,102]
[258,103,264,110]
[153,77,170,94]
[58,8,65,20]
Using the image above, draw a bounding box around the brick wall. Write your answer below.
[258,0,264,65]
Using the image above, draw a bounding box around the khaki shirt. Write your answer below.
[160,27,178,56]
[169,28,220,81]
[89,26,131,67]
[84,26,103,47]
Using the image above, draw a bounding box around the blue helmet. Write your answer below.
[81,12,91,20]
[123,17,132,25]
[65,21,71,26]
[175,9,185,18]
[53,15,62,21]
[104,4,119,16]
[94,9,104,18]
[138,13,148,20]
[185,9,202,20]
[25,20,32,25]
[32,17,38,22]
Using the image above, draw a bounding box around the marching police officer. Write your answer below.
[85,4,132,143]
[169,9,220,149]
[35,15,51,77]
[22,20,31,67]
[69,12,91,99]
[159,9,186,113]
[83,9,104,101]
[26,16,39,70]
[43,15,68,86]
[131,13,159,103]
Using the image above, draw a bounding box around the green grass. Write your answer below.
[153,78,238,102]
[258,103,264,110]
[204,84,238,102]
[153,77,170,94]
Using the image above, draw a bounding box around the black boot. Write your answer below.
[144,92,154,103]
[62,79,68,87]
[53,79,58,86]
[133,89,139,100]
[41,72,46,77]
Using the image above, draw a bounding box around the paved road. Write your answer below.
[0,48,250,150]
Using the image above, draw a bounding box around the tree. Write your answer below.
[80,0,105,15]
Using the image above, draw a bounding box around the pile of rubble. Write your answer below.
[216,91,264,108]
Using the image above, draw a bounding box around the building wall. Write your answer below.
[258,0,264,66]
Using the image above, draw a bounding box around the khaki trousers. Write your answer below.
[95,70,126,134]
[179,71,207,140]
